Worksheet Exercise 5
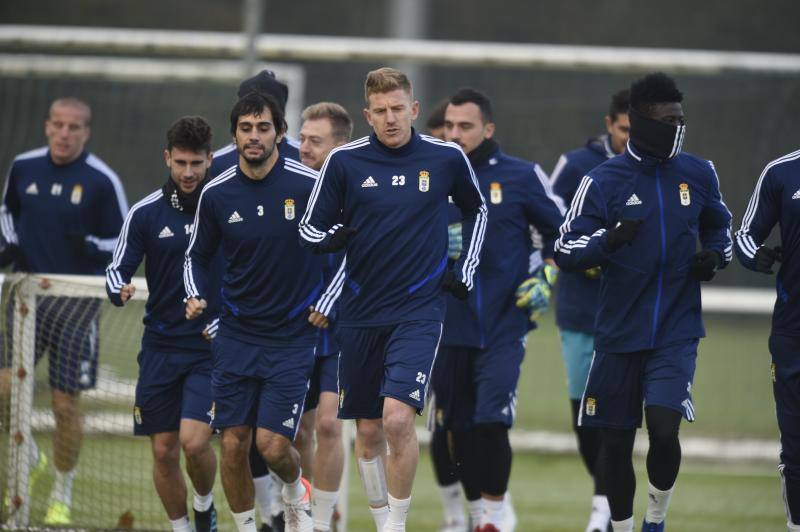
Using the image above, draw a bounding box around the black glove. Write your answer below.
[442,270,469,300]
[606,219,644,251]
[689,249,722,281]
[321,226,356,253]
[755,245,782,274]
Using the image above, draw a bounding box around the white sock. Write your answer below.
[611,516,634,532]
[483,497,504,527]
[231,508,258,532]
[282,471,306,504]
[311,487,339,531]
[438,482,465,524]
[468,499,484,527]
[788,519,800,532]
[588,494,611,529]
[269,470,285,517]
[253,474,273,525]
[169,515,192,532]
[383,493,411,531]
[192,488,213,512]
[645,482,674,524]
[369,505,389,532]
[51,468,76,507]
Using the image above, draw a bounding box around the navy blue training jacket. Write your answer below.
[185,158,322,346]
[550,135,617,334]
[442,146,565,348]
[106,189,224,352]
[1,147,128,274]
[554,142,733,353]
[736,149,800,337]
[299,131,487,327]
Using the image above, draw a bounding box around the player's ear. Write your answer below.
[484,122,496,139]
[410,100,420,121]
[205,151,213,166]
[605,115,613,134]
[362,108,373,128]
[163,149,171,168]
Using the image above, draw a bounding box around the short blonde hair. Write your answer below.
[301,102,353,142]
[49,97,92,126]
[364,67,413,105]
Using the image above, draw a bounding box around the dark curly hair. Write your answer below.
[229,92,287,137]
[166,115,213,153]
[629,72,683,116]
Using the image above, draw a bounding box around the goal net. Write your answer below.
[1,273,160,530]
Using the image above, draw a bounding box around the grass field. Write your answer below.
[2,293,786,530]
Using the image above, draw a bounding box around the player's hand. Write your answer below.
[324,226,357,253]
[584,266,602,279]
[689,249,722,281]
[447,223,462,260]
[308,306,329,329]
[606,219,644,251]
[202,318,219,342]
[515,264,558,322]
[185,297,207,320]
[442,271,469,300]
[755,245,782,274]
[120,284,135,304]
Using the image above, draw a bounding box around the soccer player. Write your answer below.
[105,116,221,532]
[299,68,487,532]
[184,91,321,532]
[0,97,128,525]
[425,99,449,141]
[735,148,800,532]
[440,88,565,532]
[554,73,732,532]
[209,69,300,178]
[294,101,353,532]
[548,88,630,532]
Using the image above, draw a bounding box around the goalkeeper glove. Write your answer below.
[442,270,469,300]
[755,245,782,274]
[515,264,558,322]
[448,223,462,260]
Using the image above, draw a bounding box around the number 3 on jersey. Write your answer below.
[257,205,264,216]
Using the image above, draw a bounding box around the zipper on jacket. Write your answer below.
[651,166,667,347]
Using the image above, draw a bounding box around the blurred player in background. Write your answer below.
[209,70,300,179]
[555,72,732,532]
[105,116,221,532]
[0,97,128,525]
[185,92,321,532]
[735,148,800,532]
[299,68,487,532]
[425,99,449,141]
[293,101,353,532]
[440,88,565,532]
[548,88,630,532]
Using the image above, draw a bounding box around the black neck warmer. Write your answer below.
[629,109,685,160]
[162,176,207,215]
[467,138,499,168]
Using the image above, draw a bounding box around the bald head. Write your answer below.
[45,97,92,165]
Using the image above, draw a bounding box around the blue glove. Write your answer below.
[448,223,462,260]
[515,264,558,322]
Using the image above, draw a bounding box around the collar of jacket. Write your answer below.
[624,140,677,169]
[585,134,616,159]
[467,138,500,169]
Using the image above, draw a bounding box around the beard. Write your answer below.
[238,138,277,165]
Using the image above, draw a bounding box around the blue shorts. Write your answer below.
[305,353,339,411]
[770,334,800,475]
[335,320,443,419]
[559,329,595,400]
[434,339,525,431]
[579,339,698,430]
[133,347,213,436]
[0,296,99,393]
[211,334,315,439]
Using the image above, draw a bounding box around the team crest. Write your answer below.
[418,170,430,192]
[585,397,596,416]
[284,198,296,220]
[679,183,691,206]
[71,184,83,205]
[133,406,142,425]
[207,401,216,422]
[339,388,346,408]
[490,182,503,204]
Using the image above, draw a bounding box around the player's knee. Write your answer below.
[645,406,682,448]
[51,392,79,421]
[315,413,341,444]
[151,437,180,469]
[601,428,636,457]
[294,420,314,450]
[221,427,251,458]
[181,434,211,459]
[382,403,415,442]
[356,419,385,453]
[257,432,291,464]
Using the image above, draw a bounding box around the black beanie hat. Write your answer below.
[237,70,289,112]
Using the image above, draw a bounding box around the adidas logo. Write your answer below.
[792,189,800,200]
[626,193,643,206]
[361,176,378,188]
[409,389,421,401]
[243,517,255,524]
[158,226,174,239]
[25,182,38,195]
[282,417,295,429]
[228,211,244,224]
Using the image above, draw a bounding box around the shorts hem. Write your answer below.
[381,392,423,415]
